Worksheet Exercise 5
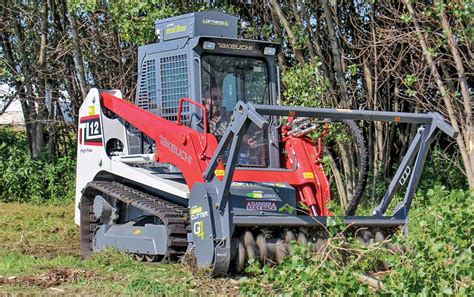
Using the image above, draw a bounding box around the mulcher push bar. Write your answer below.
[204,101,457,222]
[253,104,457,138]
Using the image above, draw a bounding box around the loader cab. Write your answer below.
[131,11,280,168]
[196,38,280,167]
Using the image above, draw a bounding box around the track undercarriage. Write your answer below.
[80,182,188,263]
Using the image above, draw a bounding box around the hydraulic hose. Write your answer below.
[342,119,369,216]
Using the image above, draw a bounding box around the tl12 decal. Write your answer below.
[79,115,103,146]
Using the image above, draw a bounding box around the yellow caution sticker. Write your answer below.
[215,169,225,177]
[165,24,186,34]
[246,191,263,199]
[88,105,95,115]
[303,172,315,179]
[134,229,142,235]
[190,206,203,215]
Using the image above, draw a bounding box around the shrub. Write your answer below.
[0,127,75,203]
[240,187,472,295]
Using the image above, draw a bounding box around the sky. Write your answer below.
[0,83,22,112]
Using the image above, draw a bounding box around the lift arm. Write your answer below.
[100,92,219,188]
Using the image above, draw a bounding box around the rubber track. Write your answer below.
[81,181,189,259]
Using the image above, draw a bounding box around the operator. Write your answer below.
[206,87,229,142]
[205,86,267,166]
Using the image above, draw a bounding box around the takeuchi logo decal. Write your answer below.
[217,42,253,51]
[159,135,192,164]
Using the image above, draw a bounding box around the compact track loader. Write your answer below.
[75,12,456,275]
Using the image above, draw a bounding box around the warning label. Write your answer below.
[246,201,277,211]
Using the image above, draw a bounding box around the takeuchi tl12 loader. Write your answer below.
[75,12,456,275]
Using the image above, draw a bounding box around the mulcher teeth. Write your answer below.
[229,227,405,272]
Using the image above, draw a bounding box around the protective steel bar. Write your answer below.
[252,104,457,138]
[233,215,407,227]
[374,129,423,215]
[393,124,438,218]
[176,97,209,156]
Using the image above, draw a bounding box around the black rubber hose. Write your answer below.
[341,119,369,216]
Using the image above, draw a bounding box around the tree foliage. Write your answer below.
[0,0,471,207]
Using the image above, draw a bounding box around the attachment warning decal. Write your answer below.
[246,201,277,211]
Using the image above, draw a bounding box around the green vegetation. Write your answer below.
[241,187,473,295]
[0,127,75,203]
[0,188,471,295]
[0,203,239,295]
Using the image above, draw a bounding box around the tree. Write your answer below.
[0,0,470,208]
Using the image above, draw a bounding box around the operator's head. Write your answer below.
[206,87,223,118]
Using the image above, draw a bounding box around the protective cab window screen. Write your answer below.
[201,55,270,167]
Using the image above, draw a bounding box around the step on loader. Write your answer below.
[75,12,456,275]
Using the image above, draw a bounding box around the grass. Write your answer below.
[0,203,239,295]
[0,186,472,295]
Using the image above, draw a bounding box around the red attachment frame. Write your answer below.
[232,134,331,216]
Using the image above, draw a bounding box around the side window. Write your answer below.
[244,64,268,105]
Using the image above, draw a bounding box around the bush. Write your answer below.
[0,127,75,203]
[418,146,469,191]
[240,187,473,295]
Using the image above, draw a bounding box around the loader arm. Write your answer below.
[101,92,219,188]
